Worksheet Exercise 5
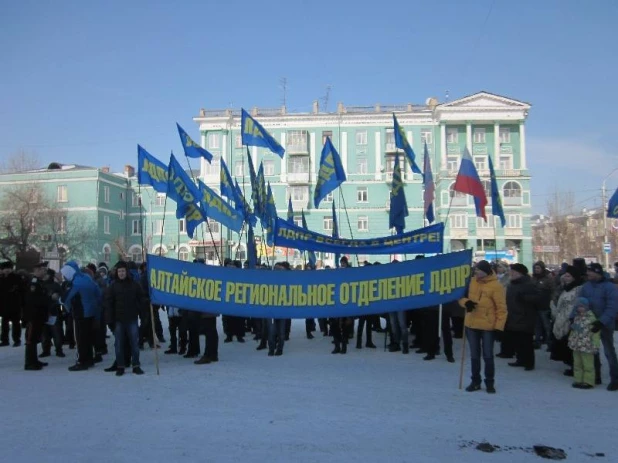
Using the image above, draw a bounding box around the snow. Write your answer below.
[1,321,617,462]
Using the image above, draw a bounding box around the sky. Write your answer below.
[1,0,617,214]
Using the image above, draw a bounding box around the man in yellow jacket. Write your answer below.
[459,260,507,393]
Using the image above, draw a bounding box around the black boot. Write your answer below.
[341,343,347,354]
[465,382,482,392]
[104,362,118,372]
[332,343,341,354]
[356,339,362,349]
[485,380,496,394]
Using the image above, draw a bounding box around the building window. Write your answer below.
[207,219,220,234]
[103,216,110,234]
[322,130,333,145]
[57,185,68,203]
[447,155,459,172]
[503,181,522,205]
[287,130,308,152]
[28,218,36,234]
[385,129,396,151]
[235,161,244,177]
[263,160,275,176]
[357,157,368,174]
[154,219,164,235]
[103,186,110,203]
[288,156,309,174]
[132,220,142,235]
[499,155,513,170]
[207,133,219,149]
[449,214,467,229]
[323,216,333,232]
[179,219,185,233]
[235,134,243,148]
[289,186,309,202]
[473,128,486,144]
[57,216,67,234]
[179,247,190,261]
[293,216,303,228]
[474,156,487,172]
[131,248,143,263]
[132,193,141,207]
[103,245,111,263]
[449,183,467,206]
[481,180,492,204]
[499,127,511,144]
[323,192,333,203]
[357,187,368,203]
[420,129,433,145]
[155,193,166,206]
[446,128,458,144]
[356,131,367,145]
[203,155,220,176]
[358,216,368,232]
[506,214,522,228]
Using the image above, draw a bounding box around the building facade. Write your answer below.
[192,91,533,267]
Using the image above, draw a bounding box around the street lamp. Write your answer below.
[602,168,618,271]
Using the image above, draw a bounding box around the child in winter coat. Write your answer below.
[568,297,601,389]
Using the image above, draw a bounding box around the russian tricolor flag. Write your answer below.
[453,148,488,221]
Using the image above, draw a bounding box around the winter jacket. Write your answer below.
[0,272,24,317]
[63,272,103,319]
[505,275,541,334]
[105,276,145,324]
[579,278,618,328]
[459,274,507,331]
[551,281,581,340]
[568,311,601,354]
[532,262,555,311]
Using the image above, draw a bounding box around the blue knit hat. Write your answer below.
[576,297,589,309]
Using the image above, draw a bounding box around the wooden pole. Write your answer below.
[458,326,467,389]
[149,303,160,375]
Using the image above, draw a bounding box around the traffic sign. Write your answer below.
[603,242,611,254]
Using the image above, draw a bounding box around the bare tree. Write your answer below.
[0,149,40,174]
[0,182,96,263]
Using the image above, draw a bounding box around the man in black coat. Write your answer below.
[505,263,541,371]
[23,262,52,370]
[104,261,145,376]
[40,268,65,358]
[0,261,24,347]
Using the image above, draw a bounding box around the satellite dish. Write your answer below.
[426,97,439,108]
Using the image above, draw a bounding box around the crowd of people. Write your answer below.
[0,256,616,393]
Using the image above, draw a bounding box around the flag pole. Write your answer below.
[137,181,161,375]
[182,154,222,266]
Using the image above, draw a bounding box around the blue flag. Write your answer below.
[422,143,435,224]
[241,109,285,158]
[256,162,267,221]
[287,197,294,222]
[247,222,258,269]
[167,153,203,220]
[332,201,340,269]
[488,156,506,227]
[183,203,208,239]
[234,179,257,227]
[314,136,347,208]
[264,182,277,246]
[197,180,244,233]
[301,210,317,268]
[245,147,260,215]
[137,145,168,194]
[176,123,213,162]
[220,158,238,203]
[608,187,618,218]
[393,114,422,174]
[389,152,408,234]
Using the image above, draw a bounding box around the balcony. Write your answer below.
[500,169,522,177]
[287,131,309,155]
[287,143,309,155]
[504,228,523,236]
[291,199,310,210]
[287,172,310,184]
[385,142,404,154]
[450,228,469,239]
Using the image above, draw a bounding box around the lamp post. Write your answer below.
[602,168,618,270]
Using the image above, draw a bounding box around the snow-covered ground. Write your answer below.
[1,320,617,462]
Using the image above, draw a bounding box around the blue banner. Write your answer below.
[167,153,202,220]
[274,218,444,255]
[176,123,213,162]
[137,145,168,194]
[241,109,285,158]
[197,180,244,233]
[314,136,346,208]
[148,250,472,318]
